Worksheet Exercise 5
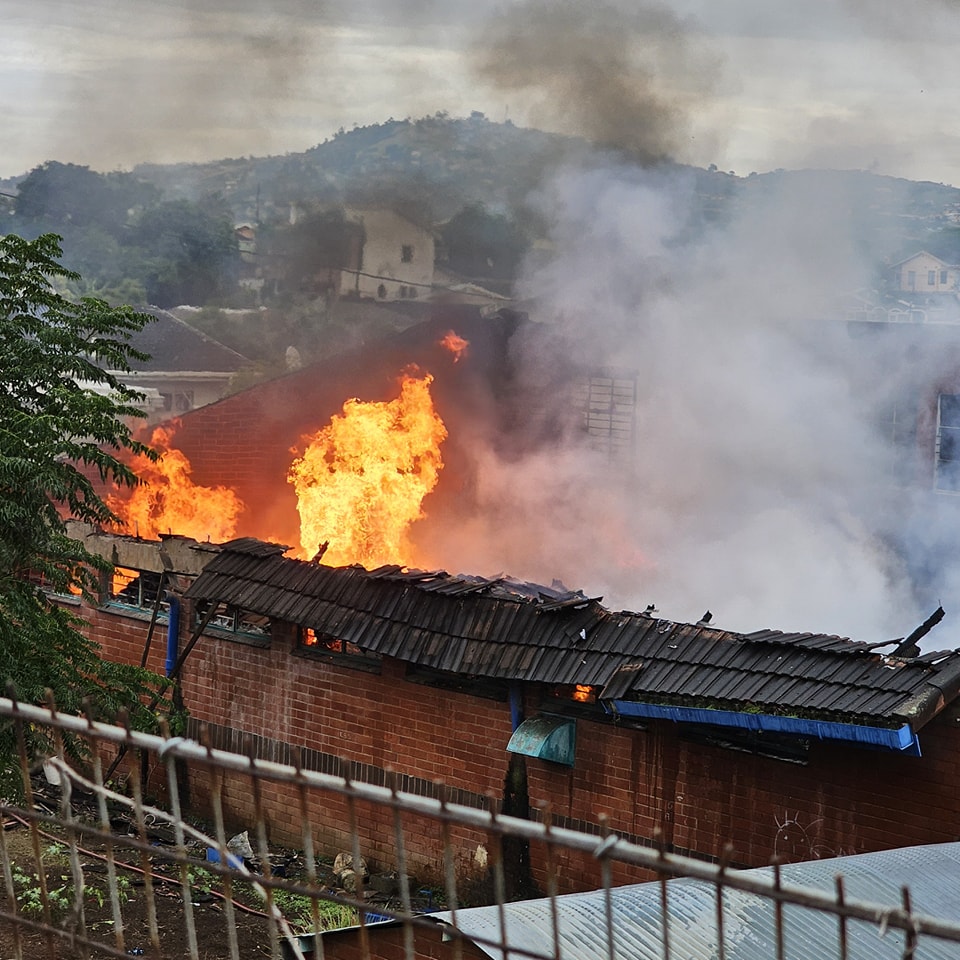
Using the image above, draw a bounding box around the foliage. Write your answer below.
[12,865,72,918]
[440,202,530,282]
[131,197,238,307]
[0,233,170,794]
[14,162,160,236]
[270,887,358,934]
[8,164,238,308]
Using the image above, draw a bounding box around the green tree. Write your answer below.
[0,233,168,792]
[132,198,238,306]
[440,202,529,283]
[15,161,160,237]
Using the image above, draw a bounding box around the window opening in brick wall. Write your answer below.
[877,397,917,485]
[935,394,960,492]
[400,244,414,263]
[106,567,168,618]
[159,390,195,413]
[199,602,271,640]
[25,569,82,604]
[297,627,381,671]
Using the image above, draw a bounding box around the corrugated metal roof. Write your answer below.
[440,842,960,960]
[183,540,960,729]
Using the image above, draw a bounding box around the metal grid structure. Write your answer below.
[571,370,637,461]
[3,695,960,960]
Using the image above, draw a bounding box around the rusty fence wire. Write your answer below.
[1,694,960,960]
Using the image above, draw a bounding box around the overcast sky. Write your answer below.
[2,0,960,184]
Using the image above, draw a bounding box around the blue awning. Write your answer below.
[602,700,920,755]
[507,715,577,766]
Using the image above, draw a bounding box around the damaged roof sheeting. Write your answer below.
[435,842,960,960]
[184,540,960,749]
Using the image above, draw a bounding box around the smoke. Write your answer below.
[471,0,723,165]
[421,159,960,643]
[14,0,476,171]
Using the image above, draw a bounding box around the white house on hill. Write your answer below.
[890,251,960,293]
[339,207,435,302]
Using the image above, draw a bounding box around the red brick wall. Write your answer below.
[318,921,487,960]
[524,706,960,888]
[83,600,960,895]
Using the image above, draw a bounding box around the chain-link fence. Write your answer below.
[2,693,960,960]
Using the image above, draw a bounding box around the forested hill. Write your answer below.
[128,112,960,263]
[130,113,587,224]
[4,113,960,312]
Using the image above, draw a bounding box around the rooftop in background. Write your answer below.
[128,308,251,373]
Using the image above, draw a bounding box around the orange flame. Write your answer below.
[108,426,245,542]
[439,330,469,363]
[288,373,447,568]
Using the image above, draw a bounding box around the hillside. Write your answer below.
[125,113,960,266]
[131,113,590,225]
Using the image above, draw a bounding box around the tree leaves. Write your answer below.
[0,233,169,788]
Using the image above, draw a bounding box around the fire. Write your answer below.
[288,373,447,567]
[439,330,469,363]
[108,425,245,542]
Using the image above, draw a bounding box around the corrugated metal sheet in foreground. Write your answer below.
[442,842,960,960]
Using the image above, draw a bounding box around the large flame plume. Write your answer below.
[108,425,245,542]
[288,373,447,567]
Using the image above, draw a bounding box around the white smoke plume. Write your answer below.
[423,158,959,644]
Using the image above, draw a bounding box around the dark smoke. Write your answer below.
[471,0,722,164]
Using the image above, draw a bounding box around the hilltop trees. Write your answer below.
[0,233,168,789]
[9,163,238,308]
[440,202,530,283]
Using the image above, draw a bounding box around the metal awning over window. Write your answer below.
[506,715,577,767]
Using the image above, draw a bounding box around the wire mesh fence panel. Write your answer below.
[1,694,960,960]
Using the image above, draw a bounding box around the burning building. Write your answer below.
[59,305,960,893]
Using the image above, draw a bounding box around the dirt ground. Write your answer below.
[0,820,415,960]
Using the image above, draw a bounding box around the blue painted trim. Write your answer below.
[165,594,180,678]
[603,700,921,755]
[509,682,524,732]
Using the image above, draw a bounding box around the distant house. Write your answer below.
[114,308,251,423]
[339,208,435,302]
[889,251,959,294]
[234,224,256,262]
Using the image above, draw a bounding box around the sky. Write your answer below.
[3,0,960,185]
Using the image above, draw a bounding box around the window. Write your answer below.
[400,244,414,263]
[935,394,960,492]
[878,399,917,484]
[26,569,82,603]
[298,627,381,670]
[160,390,195,413]
[199,602,271,640]
[928,270,937,286]
[377,283,387,299]
[941,270,949,285]
[107,567,168,617]
[908,270,916,289]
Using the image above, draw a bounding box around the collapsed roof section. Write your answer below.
[183,539,960,752]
